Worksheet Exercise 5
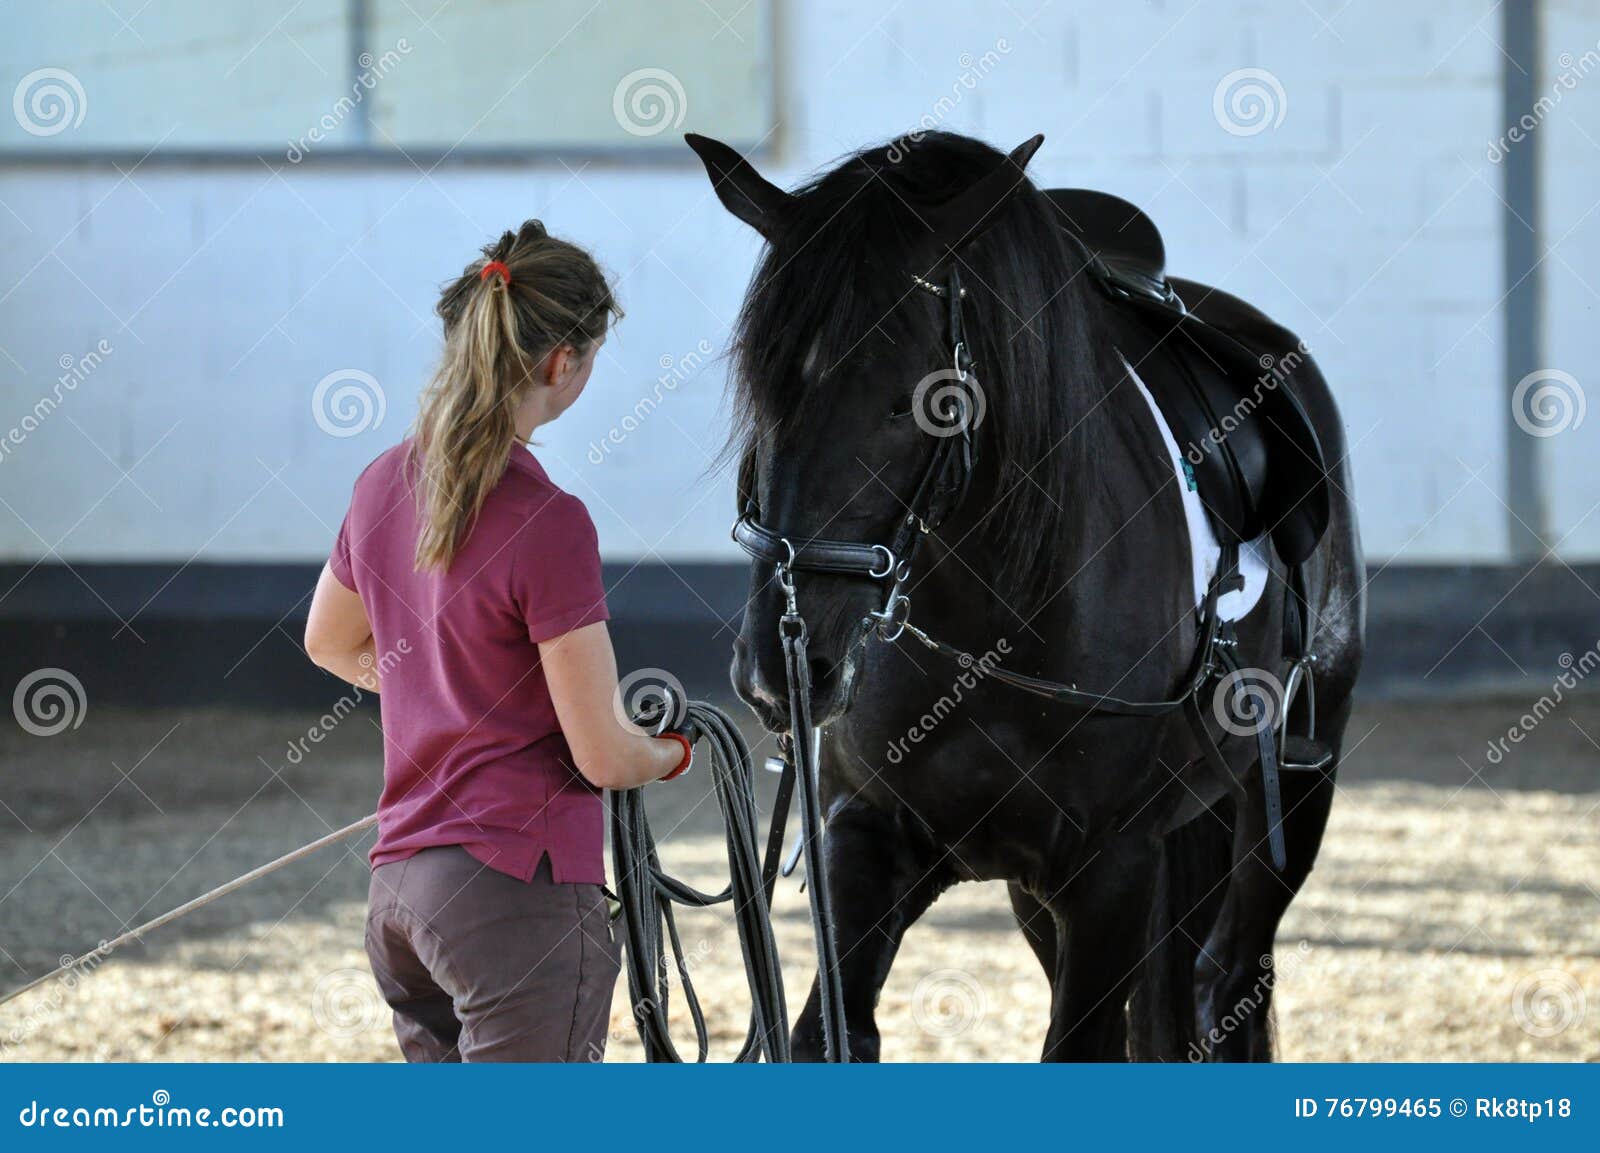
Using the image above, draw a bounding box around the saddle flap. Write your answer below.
[1122,303,1330,565]
[1043,186,1332,566]
[1173,314,1330,565]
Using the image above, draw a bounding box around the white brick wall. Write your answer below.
[0,0,1573,565]
[1540,0,1600,556]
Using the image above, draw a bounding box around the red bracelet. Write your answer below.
[658,732,693,780]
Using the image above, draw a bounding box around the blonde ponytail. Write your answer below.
[410,220,618,570]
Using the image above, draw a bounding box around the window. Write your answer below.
[1,0,775,158]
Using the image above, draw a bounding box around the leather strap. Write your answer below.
[733,516,896,578]
[901,542,1238,718]
[759,748,796,905]
[1214,635,1287,871]
[900,623,1216,717]
[779,615,850,1062]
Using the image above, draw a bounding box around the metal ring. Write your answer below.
[775,537,798,593]
[869,545,895,580]
[873,595,911,643]
[952,340,969,381]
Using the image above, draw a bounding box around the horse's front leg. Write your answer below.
[1040,837,1160,1061]
[790,798,951,1062]
[1193,717,1344,1061]
[1185,665,1353,1062]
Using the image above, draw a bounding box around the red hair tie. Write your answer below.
[480,260,512,286]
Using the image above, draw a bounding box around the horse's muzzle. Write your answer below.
[731,629,860,733]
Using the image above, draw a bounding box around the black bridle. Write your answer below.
[733,263,978,647]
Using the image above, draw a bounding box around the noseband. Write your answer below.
[732,263,977,645]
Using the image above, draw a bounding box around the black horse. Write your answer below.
[688,130,1364,1061]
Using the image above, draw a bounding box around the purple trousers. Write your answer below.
[365,846,620,1062]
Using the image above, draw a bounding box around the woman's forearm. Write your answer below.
[305,564,380,692]
[575,727,685,790]
[314,637,383,694]
[540,622,691,790]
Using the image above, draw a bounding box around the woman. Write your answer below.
[303,220,691,1063]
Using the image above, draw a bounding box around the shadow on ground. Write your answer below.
[0,690,1595,1061]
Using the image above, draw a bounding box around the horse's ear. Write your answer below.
[685,133,791,240]
[924,134,1045,254]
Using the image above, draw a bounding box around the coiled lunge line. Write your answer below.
[608,700,794,1062]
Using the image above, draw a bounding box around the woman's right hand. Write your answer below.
[539,621,691,790]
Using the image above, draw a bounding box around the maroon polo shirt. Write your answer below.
[329,440,610,884]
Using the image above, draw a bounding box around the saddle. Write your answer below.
[1045,188,1336,799]
[1043,188,1330,569]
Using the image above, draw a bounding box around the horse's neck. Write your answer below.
[915,371,1192,667]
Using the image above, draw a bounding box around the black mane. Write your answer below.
[727,131,1106,609]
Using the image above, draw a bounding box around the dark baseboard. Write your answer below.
[0,560,1595,708]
